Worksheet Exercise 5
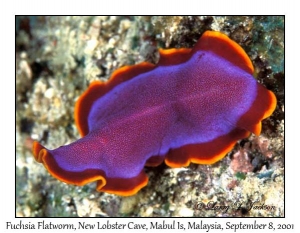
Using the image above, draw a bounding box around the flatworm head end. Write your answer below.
[32,141,148,196]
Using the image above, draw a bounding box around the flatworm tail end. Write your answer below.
[237,83,277,135]
[165,84,276,168]
[195,31,254,74]
[75,62,155,137]
[261,89,277,121]
[165,129,250,167]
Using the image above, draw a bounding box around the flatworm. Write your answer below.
[33,31,277,196]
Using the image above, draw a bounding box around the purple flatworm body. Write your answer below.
[33,31,277,196]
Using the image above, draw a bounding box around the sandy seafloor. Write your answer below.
[16,16,284,217]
